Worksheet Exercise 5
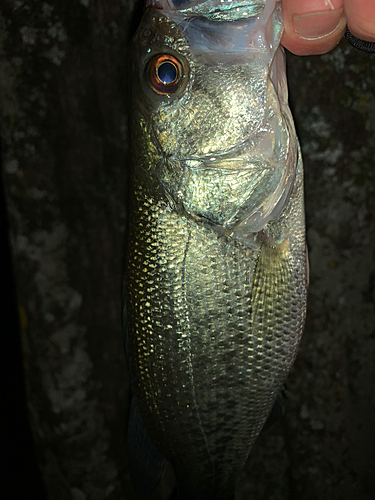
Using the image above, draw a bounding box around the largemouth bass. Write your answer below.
[124,1,308,498]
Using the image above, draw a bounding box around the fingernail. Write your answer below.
[293,8,344,40]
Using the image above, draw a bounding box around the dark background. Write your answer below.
[1,1,374,499]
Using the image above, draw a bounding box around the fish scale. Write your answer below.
[125,1,308,498]
[126,165,306,498]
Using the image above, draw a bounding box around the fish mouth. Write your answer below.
[151,1,278,53]
[165,0,265,22]
[163,0,265,19]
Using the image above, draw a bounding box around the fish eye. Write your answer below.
[147,54,184,96]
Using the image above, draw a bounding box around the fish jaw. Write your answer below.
[147,0,283,54]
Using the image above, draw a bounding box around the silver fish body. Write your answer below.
[125,1,308,498]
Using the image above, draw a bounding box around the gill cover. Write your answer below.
[134,0,297,236]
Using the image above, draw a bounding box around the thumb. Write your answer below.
[281,0,346,55]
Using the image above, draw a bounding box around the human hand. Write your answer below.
[281,0,375,55]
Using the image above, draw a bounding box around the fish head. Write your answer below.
[130,0,297,234]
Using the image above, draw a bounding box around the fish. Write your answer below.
[123,1,308,499]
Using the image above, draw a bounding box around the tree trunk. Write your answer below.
[1,1,137,498]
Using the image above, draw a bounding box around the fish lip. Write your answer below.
[143,0,281,54]
[155,0,265,15]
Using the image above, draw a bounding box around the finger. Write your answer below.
[281,0,347,56]
[344,0,375,41]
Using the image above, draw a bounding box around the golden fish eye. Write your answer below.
[147,54,183,96]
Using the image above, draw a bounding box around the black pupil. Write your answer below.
[157,62,177,85]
